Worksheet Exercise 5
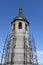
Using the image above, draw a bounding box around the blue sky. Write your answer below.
[0,0,43,65]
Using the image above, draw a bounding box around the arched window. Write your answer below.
[25,24,27,30]
[18,22,22,29]
[14,24,15,29]
[12,24,15,31]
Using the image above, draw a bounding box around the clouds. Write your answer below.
[37,51,43,65]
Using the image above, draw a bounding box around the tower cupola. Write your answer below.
[11,8,29,25]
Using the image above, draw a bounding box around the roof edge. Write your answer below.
[11,18,30,25]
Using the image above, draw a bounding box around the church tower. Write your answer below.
[8,8,32,65]
[1,8,38,65]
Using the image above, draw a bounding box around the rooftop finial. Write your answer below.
[19,8,23,15]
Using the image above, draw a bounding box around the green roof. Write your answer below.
[11,8,29,25]
[16,8,26,19]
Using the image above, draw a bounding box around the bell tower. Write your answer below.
[1,8,38,65]
[8,7,32,65]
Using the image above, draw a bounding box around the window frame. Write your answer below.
[18,22,22,29]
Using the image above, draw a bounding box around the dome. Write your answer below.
[11,8,29,25]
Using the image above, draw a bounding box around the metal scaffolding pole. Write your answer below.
[1,34,38,65]
[30,35,38,65]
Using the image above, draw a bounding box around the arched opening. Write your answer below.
[13,24,15,29]
[18,22,22,29]
[12,24,15,31]
[25,24,27,30]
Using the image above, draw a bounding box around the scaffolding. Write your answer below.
[1,33,38,65]
[29,35,38,65]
